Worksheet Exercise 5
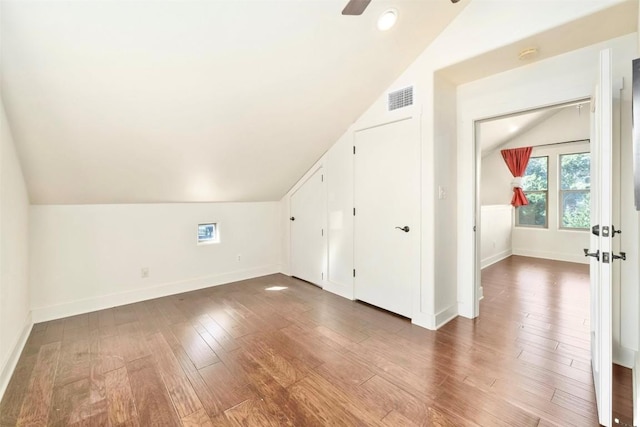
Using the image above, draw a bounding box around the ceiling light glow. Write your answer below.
[377,9,398,31]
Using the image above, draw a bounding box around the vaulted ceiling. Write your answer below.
[1,0,468,204]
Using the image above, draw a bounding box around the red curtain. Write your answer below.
[500,147,533,207]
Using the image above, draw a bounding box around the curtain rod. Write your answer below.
[530,139,590,149]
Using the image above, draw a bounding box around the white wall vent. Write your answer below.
[388,86,414,111]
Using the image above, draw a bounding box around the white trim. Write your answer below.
[411,304,457,330]
[634,353,639,427]
[323,280,354,300]
[613,346,635,369]
[434,305,458,329]
[457,301,475,320]
[481,249,512,269]
[411,311,435,330]
[511,248,588,265]
[31,265,280,323]
[0,312,33,402]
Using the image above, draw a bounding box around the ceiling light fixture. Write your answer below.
[377,9,398,31]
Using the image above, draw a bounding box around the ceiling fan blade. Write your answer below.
[341,0,371,15]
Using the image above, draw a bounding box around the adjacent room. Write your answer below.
[0,0,639,426]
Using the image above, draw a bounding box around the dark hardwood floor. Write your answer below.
[0,255,631,426]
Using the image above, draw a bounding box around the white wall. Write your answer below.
[481,152,513,206]
[511,140,591,264]
[30,202,280,322]
[0,95,31,399]
[481,107,591,264]
[480,205,513,269]
[481,106,591,205]
[457,34,638,366]
[281,0,632,331]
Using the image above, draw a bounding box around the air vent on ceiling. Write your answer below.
[388,86,414,111]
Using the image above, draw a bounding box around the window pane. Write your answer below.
[561,191,590,229]
[198,223,218,244]
[518,191,547,226]
[561,153,590,190]
[522,157,548,191]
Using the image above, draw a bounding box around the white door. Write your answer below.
[589,48,613,427]
[354,118,420,318]
[290,168,325,286]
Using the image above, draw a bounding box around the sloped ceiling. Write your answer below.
[1,0,468,204]
[479,109,560,155]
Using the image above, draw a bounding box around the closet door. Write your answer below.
[290,168,325,286]
[354,119,420,317]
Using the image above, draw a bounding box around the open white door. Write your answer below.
[290,168,325,286]
[588,48,613,427]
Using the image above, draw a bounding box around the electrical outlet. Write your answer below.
[141,267,149,278]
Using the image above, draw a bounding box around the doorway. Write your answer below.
[476,101,592,302]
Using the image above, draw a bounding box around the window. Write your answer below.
[197,223,219,245]
[517,156,548,228]
[560,153,590,229]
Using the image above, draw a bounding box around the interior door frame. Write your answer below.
[472,98,592,318]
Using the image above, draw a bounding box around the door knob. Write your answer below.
[583,248,600,261]
[290,217,295,221]
[395,226,410,233]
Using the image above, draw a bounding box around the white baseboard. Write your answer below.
[481,249,512,269]
[0,312,33,402]
[614,345,635,369]
[457,301,475,319]
[411,305,458,331]
[323,280,354,300]
[512,248,588,264]
[434,305,458,329]
[634,353,639,427]
[411,311,436,330]
[32,265,280,323]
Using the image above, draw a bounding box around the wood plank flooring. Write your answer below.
[0,256,630,425]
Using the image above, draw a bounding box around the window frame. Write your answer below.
[559,152,590,231]
[515,155,549,229]
[197,222,220,245]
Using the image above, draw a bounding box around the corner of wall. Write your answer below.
[0,311,33,402]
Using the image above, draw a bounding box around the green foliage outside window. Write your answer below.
[518,157,548,227]
[560,153,590,229]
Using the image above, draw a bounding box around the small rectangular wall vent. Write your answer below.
[388,86,413,111]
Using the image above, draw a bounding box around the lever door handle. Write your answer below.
[395,226,410,233]
[583,248,600,261]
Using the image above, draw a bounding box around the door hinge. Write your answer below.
[321,272,324,280]
[473,225,476,232]
[321,228,324,236]
[353,269,356,277]
[321,174,324,182]
[353,207,356,216]
[353,146,356,155]
[613,252,626,261]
